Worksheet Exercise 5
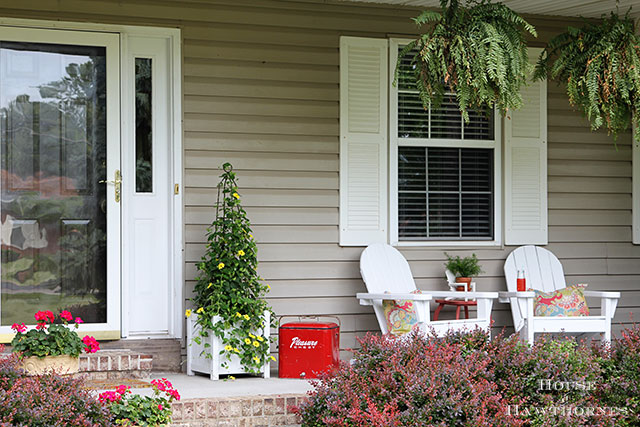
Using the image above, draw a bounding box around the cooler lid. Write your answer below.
[280,321,339,330]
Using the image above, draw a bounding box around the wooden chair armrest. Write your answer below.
[498,291,535,303]
[356,292,433,301]
[583,291,620,299]
[421,291,498,299]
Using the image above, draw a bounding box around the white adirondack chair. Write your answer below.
[445,269,476,300]
[357,243,499,336]
[500,245,620,345]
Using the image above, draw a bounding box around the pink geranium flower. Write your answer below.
[75,317,84,324]
[59,310,73,322]
[11,323,27,333]
[34,310,55,323]
[98,390,122,404]
[151,378,180,401]
[82,335,100,353]
[115,385,130,395]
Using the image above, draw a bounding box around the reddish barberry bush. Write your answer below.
[296,328,635,427]
[296,330,520,427]
[595,323,640,426]
[0,346,110,426]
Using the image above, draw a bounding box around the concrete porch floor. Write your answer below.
[129,372,314,399]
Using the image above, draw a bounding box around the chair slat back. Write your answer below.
[504,246,566,293]
[504,246,567,330]
[360,243,417,294]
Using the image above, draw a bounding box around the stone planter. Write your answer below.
[186,311,270,381]
[21,354,79,375]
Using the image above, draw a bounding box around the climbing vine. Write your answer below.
[190,163,274,373]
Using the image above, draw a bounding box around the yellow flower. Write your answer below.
[266,284,271,290]
[237,250,245,257]
[248,233,253,239]
[248,333,255,339]
[252,341,259,347]
[217,262,225,270]
[236,312,242,318]
[224,345,233,351]
[270,355,276,361]
[232,192,240,199]
[233,347,240,353]
[185,309,192,318]
[196,307,204,314]
[229,375,236,380]
[244,338,251,345]
[257,336,264,342]
[243,314,250,320]
[207,282,213,289]
[252,356,260,363]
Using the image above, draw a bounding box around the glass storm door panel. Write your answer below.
[0,28,120,332]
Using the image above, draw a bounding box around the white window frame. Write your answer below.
[389,38,502,247]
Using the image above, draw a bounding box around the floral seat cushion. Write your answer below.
[533,284,590,317]
[382,290,422,336]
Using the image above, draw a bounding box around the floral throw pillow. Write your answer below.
[533,284,590,317]
[382,290,422,336]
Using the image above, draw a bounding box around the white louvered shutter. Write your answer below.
[339,37,388,246]
[633,133,640,244]
[505,47,548,245]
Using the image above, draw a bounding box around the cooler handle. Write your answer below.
[278,315,340,328]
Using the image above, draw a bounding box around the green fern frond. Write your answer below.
[395,0,535,120]
[535,10,640,142]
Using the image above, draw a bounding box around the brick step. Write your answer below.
[170,394,305,427]
[78,350,153,379]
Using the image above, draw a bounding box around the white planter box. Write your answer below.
[186,310,270,380]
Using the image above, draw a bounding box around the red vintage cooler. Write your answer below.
[278,317,340,379]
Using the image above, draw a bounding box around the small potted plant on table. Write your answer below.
[10,310,99,375]
[444,253,483,292]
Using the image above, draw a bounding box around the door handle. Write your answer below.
[99,169,121,203]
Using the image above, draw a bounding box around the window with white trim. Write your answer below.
[391,40,501,245]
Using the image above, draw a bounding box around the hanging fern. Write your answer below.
[395,0,536,121]
[534,12,640,142]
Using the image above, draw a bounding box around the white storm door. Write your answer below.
[122,35,173,337]
[0,27,121,336]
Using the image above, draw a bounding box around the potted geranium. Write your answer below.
[99,378,180,426]
[186,163,274,380]
[10,310,100,375]
[444,253,484,291]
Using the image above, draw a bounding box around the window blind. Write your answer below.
[396,48,494,141]
[398,147,494,240]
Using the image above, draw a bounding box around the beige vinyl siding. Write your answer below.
[0,0,637,352]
